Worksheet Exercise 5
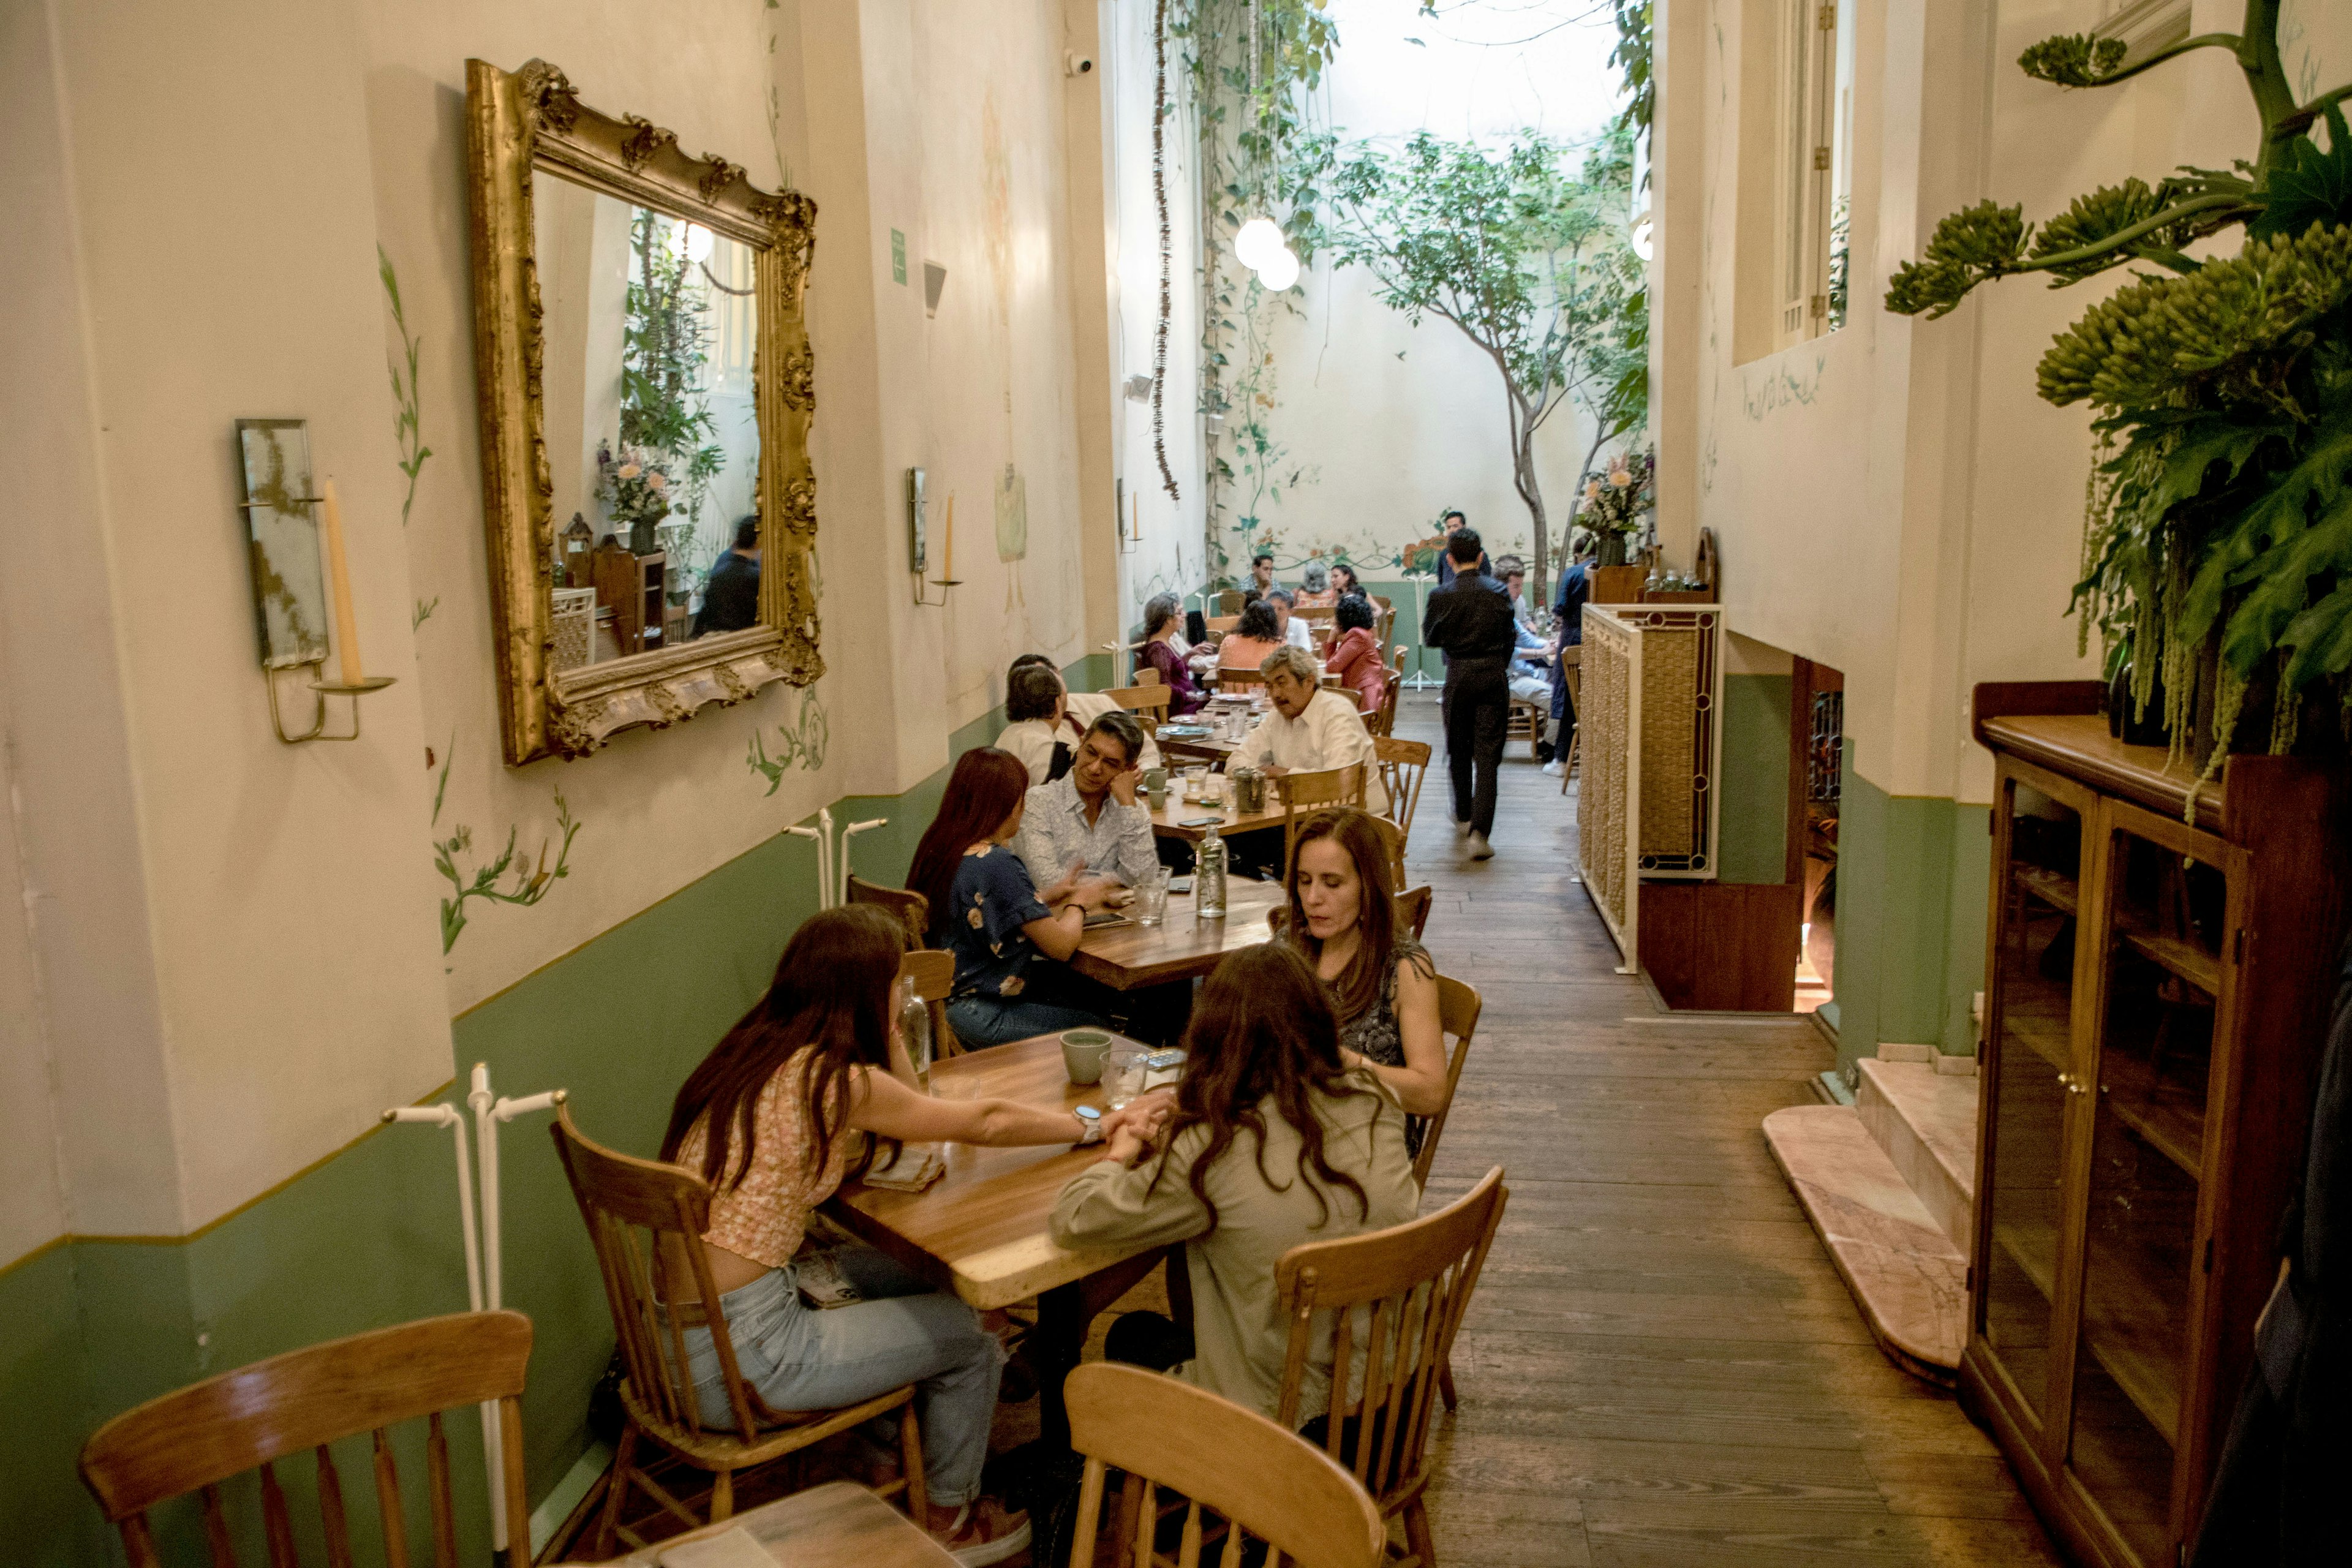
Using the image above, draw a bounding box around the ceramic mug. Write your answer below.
[1060,1028,1115,1085]
[1143,767,1168,806]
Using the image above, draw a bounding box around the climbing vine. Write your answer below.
[747,690,831,794]
[379,247,431,529]
[1164,0,1341,587]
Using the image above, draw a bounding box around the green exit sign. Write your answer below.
[891,228,907,285]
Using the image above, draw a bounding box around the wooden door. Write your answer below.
[1973,758,2103,1453]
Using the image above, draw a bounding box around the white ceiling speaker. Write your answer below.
[1233,217,1284,272]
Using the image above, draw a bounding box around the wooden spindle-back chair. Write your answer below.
[1105,682,1174,736]
[1396,884,1434,943]
[1373,736,1431,839]
[549,1107,926,1555]
[850,878,960,1058]
[1065,1362,1384,1568]
[79,1312,534,1568]
[1273,1167,1510,1568]
[899,947,962,1062]
[1417,978,1482,1191]
[1277,764,1370,871]
[1367,649,1407,737]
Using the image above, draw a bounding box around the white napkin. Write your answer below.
[863,1140,946,1193]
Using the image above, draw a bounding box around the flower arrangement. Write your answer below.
[1576,447,1654,554]
[595,441,671,552]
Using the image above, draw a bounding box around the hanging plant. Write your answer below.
[1886,1,2352,773]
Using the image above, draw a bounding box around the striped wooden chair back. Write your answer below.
[80,1313,534,1568]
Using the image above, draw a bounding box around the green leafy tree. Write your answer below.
[1885,1,2352,767]
[1310,124,1646,595]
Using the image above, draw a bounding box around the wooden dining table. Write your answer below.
[597,1480,952,1566]
[1069,878,1284,989]
[1142,791,1291,844]
[824,1035,1177,1453]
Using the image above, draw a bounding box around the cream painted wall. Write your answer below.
[30,0,453,1234]
[0,0,1125,1259]
[1664,0,2352,806]
[1106,0,1209,624]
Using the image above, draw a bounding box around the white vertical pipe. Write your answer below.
[785,822,823,911]
[379,1106,483,1313]
[463,1065,508,1552]
[816,806,835,909]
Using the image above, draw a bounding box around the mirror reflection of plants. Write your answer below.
[620,208,726,575]
[1885,1,2352,771]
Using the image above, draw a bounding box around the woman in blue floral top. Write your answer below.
[908,748,1118,1047]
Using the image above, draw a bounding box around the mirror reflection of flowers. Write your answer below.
[595,440,672,552]
[1577,447,1655,541]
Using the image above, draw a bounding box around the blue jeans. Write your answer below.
[682,1248,1001,1507]
[948,995,1104,1048]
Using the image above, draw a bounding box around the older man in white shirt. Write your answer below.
[1229,645,1387,815]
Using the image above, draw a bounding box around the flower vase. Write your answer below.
[1597,533,1628,568]
[628,517,658,555]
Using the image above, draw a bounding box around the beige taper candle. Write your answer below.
[319,477,363,687]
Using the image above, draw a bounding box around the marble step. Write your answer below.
[1763,1104,1965,1382]
[1855,1057,1978,1249]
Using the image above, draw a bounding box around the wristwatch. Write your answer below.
[1071,1104,1105,1145]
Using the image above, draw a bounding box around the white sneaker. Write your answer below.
[1542,759,1565,777]
[1468,831,1494,861]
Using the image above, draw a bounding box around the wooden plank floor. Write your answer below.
[1391,695,2064,1568]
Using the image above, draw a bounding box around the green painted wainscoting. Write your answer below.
[0,666,1093,1564]
[1826,741,1992,1074]
[1715,673,1791,885]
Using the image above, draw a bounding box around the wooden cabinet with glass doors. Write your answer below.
[1967,684,2346,1568]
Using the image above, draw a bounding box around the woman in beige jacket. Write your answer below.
[1048,943,1420,1420]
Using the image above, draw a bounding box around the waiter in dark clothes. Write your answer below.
[1422,528,1517,861]
[692,516,761,638]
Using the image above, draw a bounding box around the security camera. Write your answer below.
[1066,51,1095,77]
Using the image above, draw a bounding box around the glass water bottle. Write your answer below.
[898,981,933,1093]
[1197,824,1228,919]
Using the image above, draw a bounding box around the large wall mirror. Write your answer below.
[467,59,820,763]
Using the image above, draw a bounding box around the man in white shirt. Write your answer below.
[1229,646,1387,815]
[1266,589,1315,652]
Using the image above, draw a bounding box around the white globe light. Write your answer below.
[1233,216,1284,271]
[1630,215,1653,262]
[685,223,715,263]
[1256,244,1301,292]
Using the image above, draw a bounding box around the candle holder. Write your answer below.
[913,577,962,608]
[266,660,396,744]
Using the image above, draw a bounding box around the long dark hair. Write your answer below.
[1150,944,1376,1232]
[660,905,905,1191]
[907,747,1031,940]
[1285,808,1430,1022]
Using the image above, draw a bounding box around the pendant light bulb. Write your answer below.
[1256,244,1301,292]
[1234,217,1284,271]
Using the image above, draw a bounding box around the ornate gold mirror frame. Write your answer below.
[466,58,820,763]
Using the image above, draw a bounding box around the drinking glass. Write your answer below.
[1104,1045,1150,1110]
[1136,867,1170,926]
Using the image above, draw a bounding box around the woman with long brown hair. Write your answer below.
[1048,943,1419,1420]
[1284,808,1449,1153]
[908,746,1117,1047]
[661,905,1152,1563]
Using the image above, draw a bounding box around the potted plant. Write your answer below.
[1575,448,1654,567]
[1885,2,2352,779]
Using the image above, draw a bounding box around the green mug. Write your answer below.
[1061,1028,1115,1085]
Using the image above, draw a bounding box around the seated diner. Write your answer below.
[1229,645,1385,812]
[659,904,1161,1562]
[1324,594,1387,715]
[1048,941,1419,1419]
[1283,808,1447,1155]
[1011,710,1158,895]
[1005,652,1163,775]
[908,747,1120,1048]
[992,662,1071,785]
[1136,592,1208,714]
[1215,598,1286,674]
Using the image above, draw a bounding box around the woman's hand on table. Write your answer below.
[1039,861,1087,907]
[1101,1090,1173,1145]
